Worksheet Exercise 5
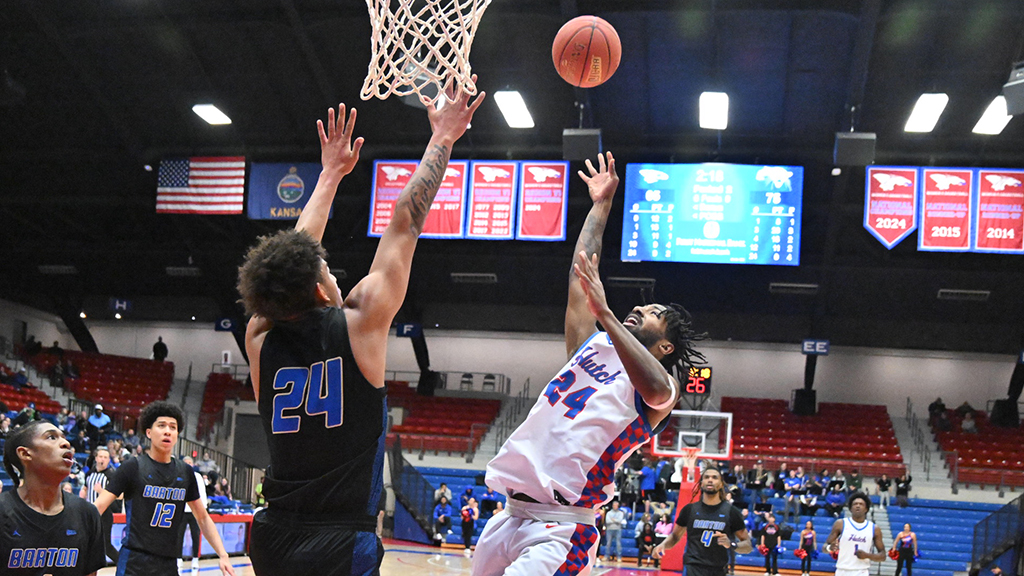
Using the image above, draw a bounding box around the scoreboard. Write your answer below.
[621,163,804,266]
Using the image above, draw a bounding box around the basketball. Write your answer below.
[551,16,621,88]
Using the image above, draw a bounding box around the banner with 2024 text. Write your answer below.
[367,160,468,238]
[864,166,918,249]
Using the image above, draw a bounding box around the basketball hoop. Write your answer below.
[361,0,491,107]
[681,446,701,484]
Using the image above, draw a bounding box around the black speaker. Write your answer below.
[1002,61,1024,116]
[834,132,876,166]
[790,388,817,416]
[990,399,1020,428]
[563,128,602,161]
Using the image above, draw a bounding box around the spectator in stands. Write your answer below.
[12,402,40,427]
[637,522,658,568]
[433,482,452,505]
[48,341,64,357]
[847,469,863,493]
[875,473,892,508]
[813,469,831,492]
[197,451,220,480]
[927,397,946,426]
[935,411,953,432]
[432,496,453,542]
[12,367,29,390]
[70,429,90,454]
[634,512,651,546]
[56,407,69,430]
[65,360,79,380]
[894,473,912,508]
[604,500,626,562]
[799,488,820,517]
[72,409,90,437]
[50,361,65,388]
[214,477,232,500]
[23,335,42,356]
[772,462,789,496]
[123,428,140,451]
[783,469,802,522]
[458,486,474,508]
[479,486,499,518]
[153,337,168,362]
[459,497,479,557]
[254,474,266,507]
[961,411,978,434]
[955,401,976,418]
[830,469,847,492]
[639,458,658,513]
[86,404,112,448]
[891,523,917,576]
[747,461,769,509]
[654,513,673,545]
[0,415,11,439]
[760,513,781,576]
[657,458,674,501]
[823,486,845,517]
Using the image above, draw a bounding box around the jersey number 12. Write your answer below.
[150,503,175,528]
[271,357,344,434]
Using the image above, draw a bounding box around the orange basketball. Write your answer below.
[552,16,621,88]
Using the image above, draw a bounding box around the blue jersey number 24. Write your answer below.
[543,369,596,420]
[271,357,344,434]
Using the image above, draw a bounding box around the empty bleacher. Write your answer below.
[198,372,253,440]
[30,350,173,424]
[386,382,502,455]
[933,410,1024,489]
[723,397,905,476]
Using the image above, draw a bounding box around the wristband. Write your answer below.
[646,377,679,411]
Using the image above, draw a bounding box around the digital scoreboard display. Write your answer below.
[621,163,804,266]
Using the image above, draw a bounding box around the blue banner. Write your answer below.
[395,323,422,338]
[247,162,330,220]
[215,318,235,332]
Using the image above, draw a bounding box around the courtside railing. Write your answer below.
[970,493,1024,574]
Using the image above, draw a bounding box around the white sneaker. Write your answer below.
[463,549,471,557]
[434,533,442,540]
[177,559,183,571]
[191,558,200,575]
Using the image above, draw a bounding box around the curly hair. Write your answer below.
[847,491,872,510]
[139,401,184,434]
[659,303,709,372]
[237,229,327,320]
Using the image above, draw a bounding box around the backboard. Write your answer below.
[651,409,732,461]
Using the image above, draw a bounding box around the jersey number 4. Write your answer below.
[150,503,175,528]
[700,530,715,547]
[543,369,596,419]
[271,357,344,434]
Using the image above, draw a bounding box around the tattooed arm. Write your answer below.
[565,152,619,358]
[343,81,485,387]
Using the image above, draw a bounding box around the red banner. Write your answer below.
[369,160,467,238]
[864,167,918,249]
[516,161,569,241]
[368,161,418,237]
[466,161,518,240]
[974,169,1024,253]
[421,161,467,238]
[919,168,972,251]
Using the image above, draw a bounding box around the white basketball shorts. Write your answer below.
[470,500,599,576]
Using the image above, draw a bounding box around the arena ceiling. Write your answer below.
[1,0,1023,356]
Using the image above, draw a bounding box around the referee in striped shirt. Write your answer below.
[81,446,120,564]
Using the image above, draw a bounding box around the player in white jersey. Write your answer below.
[824,492,886,576]
[472,152,708,576]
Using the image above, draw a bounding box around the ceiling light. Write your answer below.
[904,93,948,133]
[831,167,842,176]
[115,313,122,320]
[606,277,656,289]
[450,272,497,284]
[973,96,1013,135]
[192,104,232,125]
[937,288,989,301]
[768,282,819,296]
[79,312,87,319]
[191,316,196,321]
[699,92,729,130]
[493,91,535,128]
[143,164,153,172]
[166,266,202,277]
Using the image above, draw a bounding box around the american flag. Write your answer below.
[156,157,246,214]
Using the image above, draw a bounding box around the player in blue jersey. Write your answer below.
[238,84,484,575]
[1,420,106,575]
[94,402,234,576]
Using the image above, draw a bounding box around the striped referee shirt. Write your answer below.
[84,466,117,504]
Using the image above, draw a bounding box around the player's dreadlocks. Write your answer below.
[661,303,708,372]
[688,461,730,504]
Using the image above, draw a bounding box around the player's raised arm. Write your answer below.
[295,104,364,243]
[565,152,618,357]
[573,250,677,411]
[342,80,484,382]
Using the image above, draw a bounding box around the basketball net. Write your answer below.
[361,0,491,107]
[681,447,701,485]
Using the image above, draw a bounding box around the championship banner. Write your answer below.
[516,161,569,241]
[918,168,973,252]
[368,160,419,237]
[420,160,468,239]
[247,162,328,220]
[864,166,918,249]
[368,160,468,238]
[974,169,1024,253]
[466,161,518,240]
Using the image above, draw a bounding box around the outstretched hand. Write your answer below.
[427,74,486,144]
[577,151,618,204]
[317,103,364,180]
[573,250,611,321]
